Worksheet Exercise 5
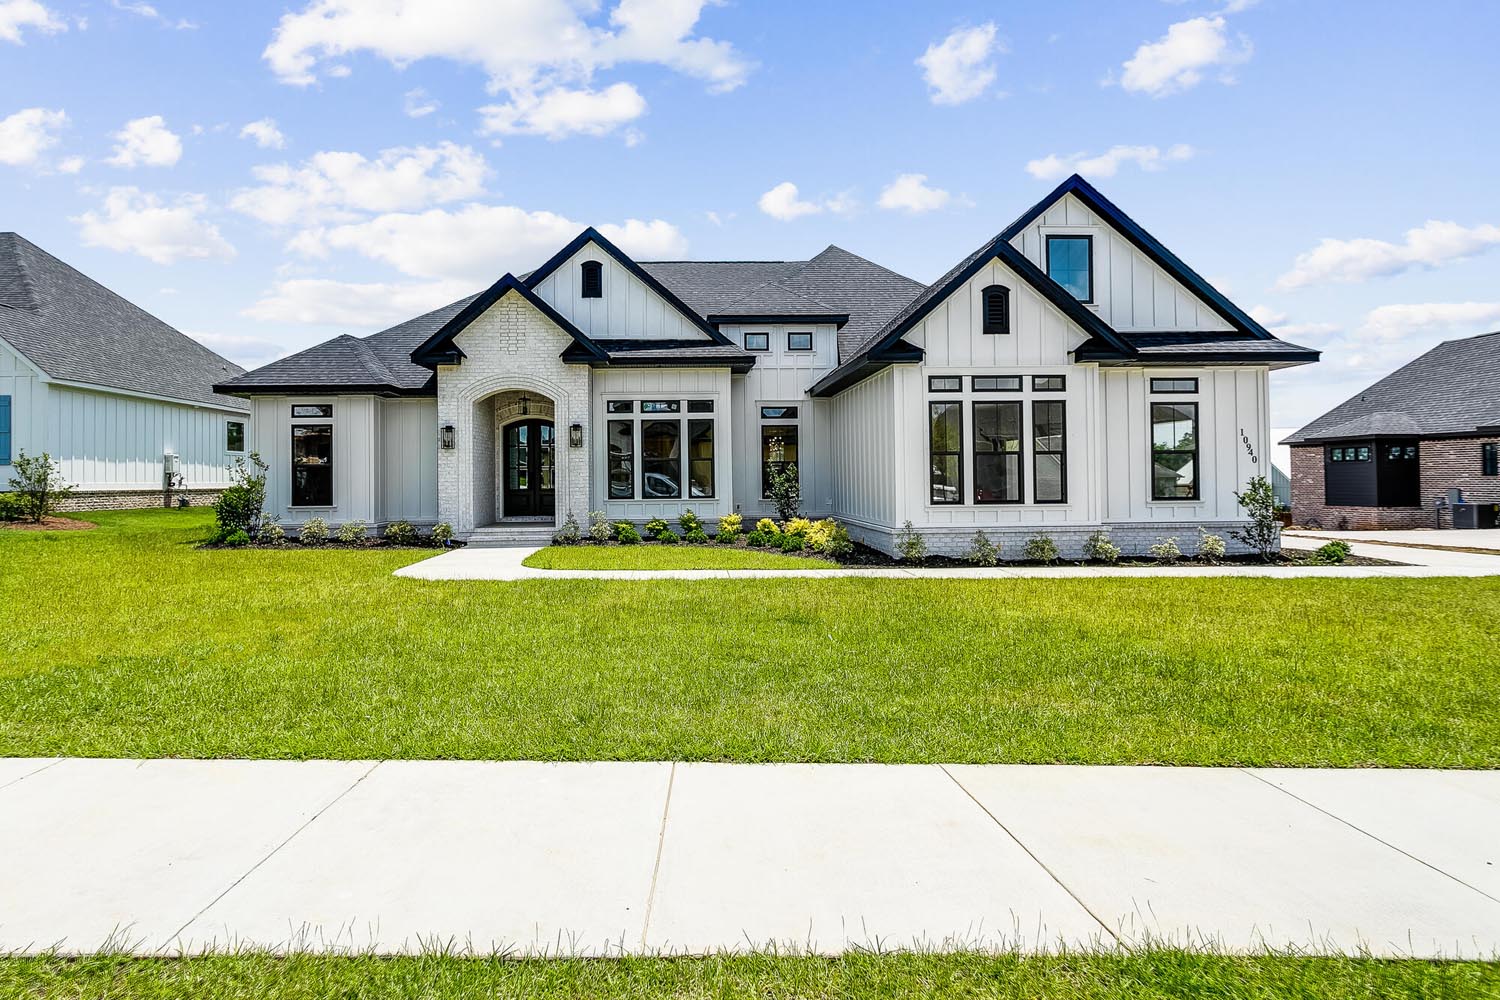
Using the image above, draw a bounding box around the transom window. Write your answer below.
[1046,235,1093,302]
[1150,378,1198,394]
[1150,402,1199,500]
[744,332,769,351]
[928,376,962,392]
[1330,446,1371,463]
[641,400,681,413]
[760,405,798,420]
[605,400,716,500]
[787,331,813,351]
[292,404,332,418]
[580,259,603,298]
[1032,376,1065,392]
[973,375,1022,392]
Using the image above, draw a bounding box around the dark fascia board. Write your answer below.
[558,342,757,373]
[1074,342,1321,365]
[1291,428,1495,445]
[1002,174,1274,339]
[212,382,436,398]
[410,273,609,369]
[523,228,734,346]
[708,313,850,328]
[808,340,923,397]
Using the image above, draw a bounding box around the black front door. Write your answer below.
[503,420,555,518]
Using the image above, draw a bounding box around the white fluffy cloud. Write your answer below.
[1119,16,1252,97]
[1276,220,1500,290]
[1247,305,1339,341]
[877,173,951,214]
[479,83,646,140]
[291,205,687,284]
[239,118,286,149]
[111,1,196,30]
[231,142,490,225]
[0,107,67,167]
[1357,302,1500,342]
[106,115,183,167]
[243,278,473,328]
[757,181,856,222]
[0,0,65,43]
[1025,143,1195,181]
[916,23,1002,105]
[73,187,235,264]
[403,88,439,118]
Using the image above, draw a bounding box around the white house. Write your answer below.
[217,175,1318,555]
[0,234,250,510]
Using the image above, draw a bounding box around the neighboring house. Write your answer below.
[217,175,1318,554]
[1283,331,1500,529]
[1271,463,1292,510]
[0,233,249,510]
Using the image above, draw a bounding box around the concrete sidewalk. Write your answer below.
[1,759,1497,959]
[394,540,1500,580]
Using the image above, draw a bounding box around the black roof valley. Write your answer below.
[0,233,247,410]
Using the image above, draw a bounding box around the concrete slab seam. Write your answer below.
[639,761,677,949]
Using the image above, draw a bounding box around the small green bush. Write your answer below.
[654,526,679,544]
[895,520,927,562]
[257,521,286,545]
[212,452,268,538]
[755,517,780,537]
[1148,537,1182,564]
[588,511,612,542]
[385,520,419,545]
[614,521,641,544]
[965,530,999,567]
[1023,534,1059,564]
[0,492,26,521]
[1082,530,1120,564]
[1198,530,1227,563]
[716,512,742,539]
[7,450,75,523]
[678,509,702,534]
[432,522,454,545]
[337,519,368,544]
[300,517,329,544]
[684,527,710,544]
[746,530,768,547]
[223,529,251,547]
[644,517,670,535]
[1315,539,1352,564]
[552,511,581,545]
[780,533,806,552]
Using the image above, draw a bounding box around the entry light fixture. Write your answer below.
[440,424,455,450]
[519,393,530,415]
[569,423,583,448]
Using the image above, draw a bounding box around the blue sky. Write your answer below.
[3,0,1498,438]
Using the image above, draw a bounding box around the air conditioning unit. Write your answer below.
[163,451,180,490]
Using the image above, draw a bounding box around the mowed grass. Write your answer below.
[1,952,1496,1000]
[2,508,1499,764]
[523,543,836,570]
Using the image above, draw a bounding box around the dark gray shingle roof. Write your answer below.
[0,232,246,409]
[1075,332,1319,362]
[1282,331,1500,444]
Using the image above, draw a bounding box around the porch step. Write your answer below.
[465,524,556,548]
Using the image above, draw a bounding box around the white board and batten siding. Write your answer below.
[1008,192,1234,334]
[1,335,245,491]
[827,366,900,529]
[250,394,439,527]
[531,243,708,342]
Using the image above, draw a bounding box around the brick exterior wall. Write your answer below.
[1290,437,1500,529]
[54,487,225,512]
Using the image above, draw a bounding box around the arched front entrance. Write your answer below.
[501,418,556,518]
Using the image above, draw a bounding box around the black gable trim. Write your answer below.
[213,381,437,398]
[709,313,850,327]
[410,273,608,369]
[523,228,734,346]
[1002,174,1273,339]
[808,340,923,397]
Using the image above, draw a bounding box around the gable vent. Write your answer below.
[580,259,603,298]
[982,284,1010,335]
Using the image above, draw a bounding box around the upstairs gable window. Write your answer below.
[981,285,1010,335]
[580,259,603,298]
[1046,235,1093,303]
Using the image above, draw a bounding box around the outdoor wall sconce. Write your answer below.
[569,423,584,448]
[519,393,530,415]
[440,424,455,450]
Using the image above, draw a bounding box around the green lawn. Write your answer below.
[2,508,1499,765]
[523,543,837,569]
[2,952,1495,1000]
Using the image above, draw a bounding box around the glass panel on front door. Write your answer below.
[503,420,556,518]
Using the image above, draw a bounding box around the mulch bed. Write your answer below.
[1,517,96,532]
[198,538,464,551]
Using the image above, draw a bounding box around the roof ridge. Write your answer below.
[715,276,840,315]
[342,333,397,382]
[811,244,922,285]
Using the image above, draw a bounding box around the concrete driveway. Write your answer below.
[1,759,1497,959]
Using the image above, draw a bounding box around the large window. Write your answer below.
[761,423,798,498]
[929,402,963,504]
[1033,401,1066,503]
[688,421,715,498]
[607,420,635,499]
[0,395,10,465]
[1046,235,1093,302]
[226,420,245,453]
[291,422,333,507]
[1150,402,1198,500]
[641,421,681,499]
[972,401,1021,503]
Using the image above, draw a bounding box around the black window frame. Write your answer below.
[1149,378,1199,394]
[744,332,770,352]
[606,400,634,414]
[787,331,813,352]
[607,419,635,500]
[1484,442,1499,477]
[291,404,333,418]
[929,400,964,505]
[760,422,799,499]
[760,405,798,420]
[1150,401,1200,501]
[1045,234,1094,303]
[928,375,962,392]
[972,400,1022,505]
[641,419,682,499]
[226,420,245,453]
[688,419,715,499]
[687,399,713,413]
[641,400,681,414]
[981,284,1010,336]
[1032,375,1066,392]
[1032,400,1067,504]
[972,375,1022,392]
[291,422,334,507]
[580,259,603,298]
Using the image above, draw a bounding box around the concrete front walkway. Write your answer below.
[394,539,1500,580]
[1287,527,1500,554]
[1,759,1497,959]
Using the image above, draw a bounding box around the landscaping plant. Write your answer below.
[336,519,369,544]
[1233,462,1281,561]
[257,521,286,545]
[386,520,419,545]
[614,521,641,544]
[965,530,999,567]
[715,512,742,541]
[299,517,329,544]
[1149,537,1183,565]
[766,461,801,520]
[587,511,613,542]
[431,522,454,546]
[1022,533,1059,564]
[211,452,268,540]
[552,511,581,545]
[1315,539,1352,565]
[7,450,74,523]
[0,492,26,521]
[895,520,927,562]
[1198,530,1227,564]
[1082,530,1121,564]
[678,509,702,535]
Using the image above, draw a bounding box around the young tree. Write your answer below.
[213,452,270,538]
[767,461,801,521]
[1232,474,1281,561]
[7,451,74,523]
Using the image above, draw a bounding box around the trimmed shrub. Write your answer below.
[783,517,813,538]
[337,519,368,544]
[1198,531,1227,564]
[1315,539,1352,564]
[895,520,927,562]
[223,529,251,547]
[1082,530,1120,564]
[258,521,286,545]
[1148,537,1182,564]
[1022,533,1060,564]
[6,450,75,523]
[616,522,642,545]
[684,528,710,544]
[654,526,679,544]
[644,517,670,536]
[755,517,780,537]
[780,533,806,552]
[552,511,582,545]
[0,492,26,521]
[746,530,769,548]
[212,452,268,538]
[805,518,852,558]
[716,512,742,539]
[385,520,419,545]
[588,510,613,543]
[432,522,454,546]
[300,517,329,544]
[678,509,702,534]
[965,530,999,567]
